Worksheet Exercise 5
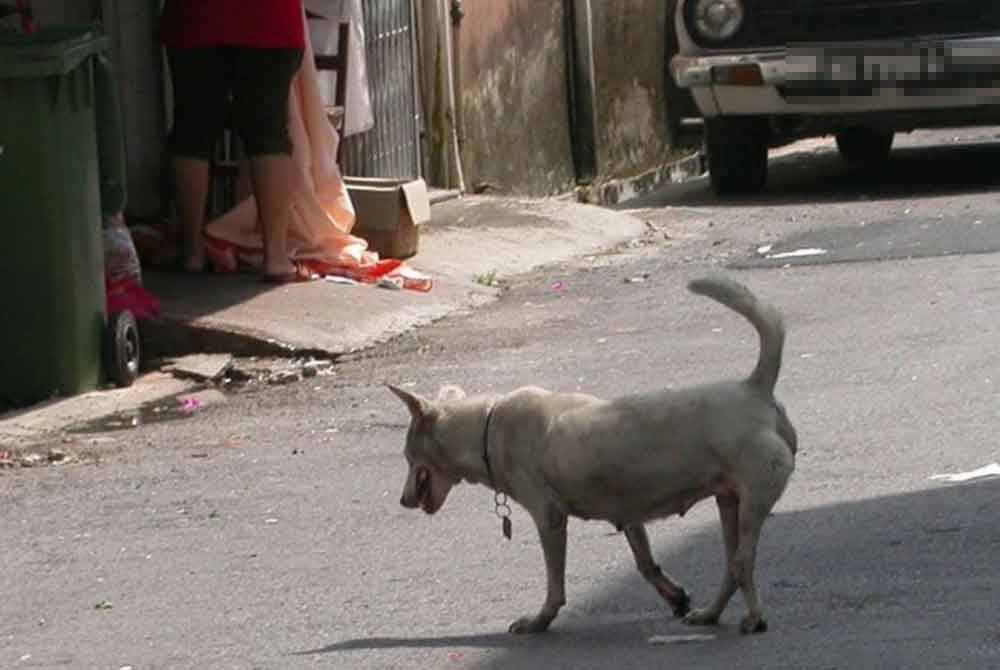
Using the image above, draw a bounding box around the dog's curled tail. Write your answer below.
[688,276,785,393]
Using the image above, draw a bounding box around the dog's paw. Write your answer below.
[509,616,551,635]
[671,589,692,618]
[740,613,768,635]
[682,608,720,627]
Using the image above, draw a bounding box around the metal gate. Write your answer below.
[341,0,422,179]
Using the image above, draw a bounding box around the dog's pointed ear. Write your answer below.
[387,384,431,419]
[436,384,467,402]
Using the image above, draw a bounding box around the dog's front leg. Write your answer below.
[509,509,567,634]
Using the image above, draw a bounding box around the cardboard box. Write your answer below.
[345,177,431,260]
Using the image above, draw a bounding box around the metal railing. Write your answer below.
[340,0,422,179]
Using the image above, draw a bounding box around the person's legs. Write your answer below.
[231,47,304,279]
[249,155,296,277]
[166,48,230,271]
[171,158,212,271]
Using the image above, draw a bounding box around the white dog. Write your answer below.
[390,276,797,634]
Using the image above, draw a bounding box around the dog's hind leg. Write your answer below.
[624,524,691,617]
[509,508,568,634]
[731,433,794,635]
[683,493,739,627]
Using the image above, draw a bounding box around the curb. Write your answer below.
[140,317,334,362]
[576,150,706,206]
[139,196,652,363]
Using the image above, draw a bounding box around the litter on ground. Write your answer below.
[930,462,1000,483]
[765,248,828,260]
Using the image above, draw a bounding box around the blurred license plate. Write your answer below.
[788,42,950,86]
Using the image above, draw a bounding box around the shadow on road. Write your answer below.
[301,478,1000,668]
[628,139,1000,210]
[297,632,521,654]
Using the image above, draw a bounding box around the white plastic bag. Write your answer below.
[305,0,375,136]
[103,212,142,285]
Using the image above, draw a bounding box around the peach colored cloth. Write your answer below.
[204,6,377,272]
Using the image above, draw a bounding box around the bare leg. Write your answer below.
[624,524,691,617]
[235,157,253,203]
[172,157,211,271]
[249,154,297,278]
[685,494,739,626]
[509,512,567,634]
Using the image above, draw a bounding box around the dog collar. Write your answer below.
[482,402,513,540]
[482,402,498,485]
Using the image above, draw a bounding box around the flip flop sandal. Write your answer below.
[260,264,313,284]
[260,272,299,284]
[168,255,211,275]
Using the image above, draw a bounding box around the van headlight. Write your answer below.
[690,0,744,43]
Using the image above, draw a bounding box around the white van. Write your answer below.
[670,0,1000,195]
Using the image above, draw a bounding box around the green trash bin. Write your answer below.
[0,26,110,407]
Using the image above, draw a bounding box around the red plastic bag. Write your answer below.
[106,277,160,321]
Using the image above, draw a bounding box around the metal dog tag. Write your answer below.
[494,491,513,541]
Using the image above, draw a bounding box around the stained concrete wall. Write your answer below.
[454,0,577,197]
[418,0,682,197]
[590,0,671,179]
[28,0,166,218]
[33,0,679,207]
[99,0,166,219]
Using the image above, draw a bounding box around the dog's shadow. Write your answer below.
[296,632,521,655]
[295,618,745,656]
[296,479,1000,664]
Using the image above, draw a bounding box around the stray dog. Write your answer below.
[389,276,797,635]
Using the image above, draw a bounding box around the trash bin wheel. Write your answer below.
[105,310,140,388]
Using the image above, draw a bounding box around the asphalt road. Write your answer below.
[4,127,1000,670]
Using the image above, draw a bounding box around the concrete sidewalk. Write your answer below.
[1,195,649,450]
[141,194,649,359]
